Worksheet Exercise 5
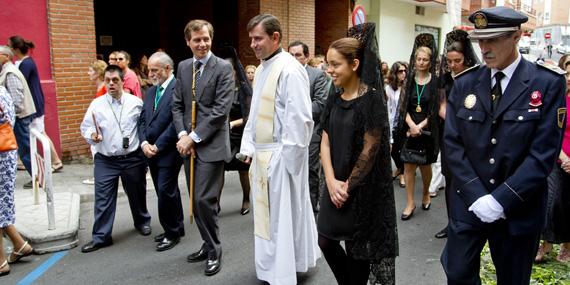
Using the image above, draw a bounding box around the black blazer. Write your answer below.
[138,78,181,167]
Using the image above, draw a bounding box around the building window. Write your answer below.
[415,25,440,54]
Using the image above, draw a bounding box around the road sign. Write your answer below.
[545,33,551,39]
[352,5,366,26]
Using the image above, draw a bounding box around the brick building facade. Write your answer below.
[4,0,350,161]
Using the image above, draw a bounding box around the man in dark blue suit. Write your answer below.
[138,52,184,252]
[441,6,567,284]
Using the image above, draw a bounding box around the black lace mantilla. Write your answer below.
[322,86,399,262]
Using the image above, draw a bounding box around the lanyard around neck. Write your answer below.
[107,97,125,135]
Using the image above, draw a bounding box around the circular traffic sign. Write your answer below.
[352,5,366,26]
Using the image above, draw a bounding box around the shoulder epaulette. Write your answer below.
[537,61,566,75]
[454,64,480,79]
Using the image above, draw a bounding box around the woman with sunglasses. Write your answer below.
[386,61,408,189]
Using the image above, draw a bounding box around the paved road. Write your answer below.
[4,165,448,284]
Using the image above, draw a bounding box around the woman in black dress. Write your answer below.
[398,34,440,220]
[220,47,252,215]
[318,23,397,285]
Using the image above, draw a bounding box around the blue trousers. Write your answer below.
[92,150,151,244]
[14,115,33,175]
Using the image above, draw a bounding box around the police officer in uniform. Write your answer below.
[441,6,567,284]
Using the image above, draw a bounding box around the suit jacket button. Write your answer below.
[489,158,495,164]
[490,179,495,184]
[491,138,497,144]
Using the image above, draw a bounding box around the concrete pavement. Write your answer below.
[4,163,449,284]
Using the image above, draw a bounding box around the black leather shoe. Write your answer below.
[156,237,180,252]
[401,206,416,221]
[240,208,250,215]
[205,256,222,276]
[137,225,152,236]
[435,227,448,239]
[187,248,208,263]
[154,233,165,242]
[81,240,113,253]
[422,202,431,211]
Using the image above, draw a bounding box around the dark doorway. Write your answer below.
[94,0,239,68]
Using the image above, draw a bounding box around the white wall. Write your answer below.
[356,0,454,65]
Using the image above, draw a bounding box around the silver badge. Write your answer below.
[464,94,477,109]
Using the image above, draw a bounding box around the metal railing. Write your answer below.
[30,127,55,230]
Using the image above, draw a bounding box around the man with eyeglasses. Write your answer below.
[80,65,151,253]
[115,50,142,99]
[441,6,567,284]
[108,51,118,66]
[138,51,184,252]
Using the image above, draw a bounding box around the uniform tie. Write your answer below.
[154,86,164,110]
[491,71,505,112]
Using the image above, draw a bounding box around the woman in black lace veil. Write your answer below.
[433,29,480,239]
[318,23,397,285]
[219,46,253,215]
[396,33,440,221]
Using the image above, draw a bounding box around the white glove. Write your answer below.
[468,194,506,223]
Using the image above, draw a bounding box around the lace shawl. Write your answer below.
[321,86,399,261]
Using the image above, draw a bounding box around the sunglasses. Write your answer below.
[397,70,407,74]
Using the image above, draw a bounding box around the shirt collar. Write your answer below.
[263,48,282,62]
[106,93,124,105]
[491,52,522,81]
[193,51,212,67]
[159,74,175,91]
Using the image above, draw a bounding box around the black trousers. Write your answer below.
[308,139,322,214]
[318,235,370,285]
[149,160,184,239]
[184,157,224,258]
[92,150,151,244]
[441,218,540,285]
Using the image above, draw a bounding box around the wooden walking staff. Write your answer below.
[189,101,196,224]
[188,63,200,224]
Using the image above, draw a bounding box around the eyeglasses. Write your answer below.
[397,70,407,74]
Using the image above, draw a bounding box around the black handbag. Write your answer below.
[400,139,427,165]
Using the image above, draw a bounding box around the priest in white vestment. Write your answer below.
[239,14,321,285]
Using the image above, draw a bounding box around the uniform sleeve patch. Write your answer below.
[558,108,567,129]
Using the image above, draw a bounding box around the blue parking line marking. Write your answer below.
[17,251,68,285]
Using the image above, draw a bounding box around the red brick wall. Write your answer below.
[256,0,316,58]
[48,0,97,161]
[238,0,261,66]
[316,0,350,56]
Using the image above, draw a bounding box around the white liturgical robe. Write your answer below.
[240,50,320,285]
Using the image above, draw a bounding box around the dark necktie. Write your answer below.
[194,61,203,86]
[154,86,164,110]
[491,71,505,112]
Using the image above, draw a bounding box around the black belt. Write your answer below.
[98,148,142,160]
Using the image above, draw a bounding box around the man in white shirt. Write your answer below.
[80,65,151,253]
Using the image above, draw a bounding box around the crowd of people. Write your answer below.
[1,5,569,285]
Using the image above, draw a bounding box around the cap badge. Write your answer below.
[464,94,477,109]
[474,13,488,29]
[529,91,543,107]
